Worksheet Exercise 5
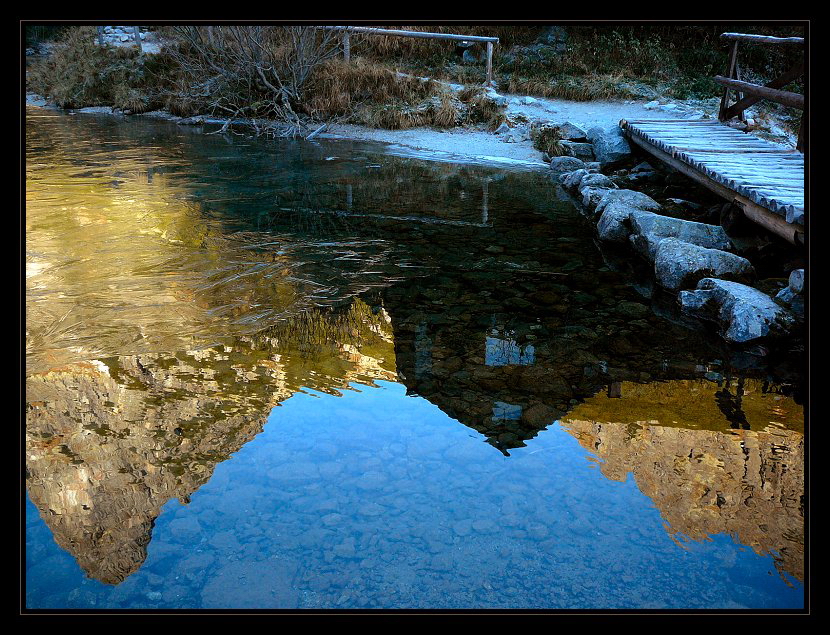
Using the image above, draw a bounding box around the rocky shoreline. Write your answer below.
[550,123,804,347]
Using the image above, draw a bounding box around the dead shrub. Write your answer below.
[530,125,566,156]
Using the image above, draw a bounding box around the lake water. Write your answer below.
[24,107,805,611]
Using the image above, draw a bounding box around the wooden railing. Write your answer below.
[318,26,500,86]
[715,32,805,152]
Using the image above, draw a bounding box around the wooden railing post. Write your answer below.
[719,40,739,121]
[343,31,350,63]
[485,41,493,86]
[97,26,105,47]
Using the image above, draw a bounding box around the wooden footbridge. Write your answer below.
[620,32,805,245]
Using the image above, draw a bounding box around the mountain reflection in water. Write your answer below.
[25,108,804,609]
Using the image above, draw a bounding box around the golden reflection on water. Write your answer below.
[25,305,396,584]
[25,156,306,373]
[561,380,804,581]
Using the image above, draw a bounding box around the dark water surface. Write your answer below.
[24,107,805,610]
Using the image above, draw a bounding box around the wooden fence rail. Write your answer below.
[317,26,499,86]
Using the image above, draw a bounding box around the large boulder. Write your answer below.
[628,213,733,261]
[653,238,755,291]
[554,121,588,141]
[597,208,658,244]
[549,156,585,175]
[587,125,632,166]
[679,278,796,343]
[594,189,662,220]
[560,141,594,161]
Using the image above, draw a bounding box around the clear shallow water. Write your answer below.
[24,107,805,611]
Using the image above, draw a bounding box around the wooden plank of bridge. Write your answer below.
[620,118,805,243]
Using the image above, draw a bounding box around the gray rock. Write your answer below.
[559,168,589,190]
[582,186,616,210]
[775,285,799,305]
[788,268,804,293]
[462,49,481,64]
[578,173,617,209]
[538,26,568,47]
[587,125,632,166]
[679,278,796,343]
[494,122,510,135]
[666,198,702,210]
[585,162,601,172]
[595,189,662,217]
[548,155,585,175]
[597,208,658,244]
[631,161,654,173]
[653,238,755,291]
[629,213,733,261]
[775,270,805,316]
[579,172,616,190]
[555,121,588,141]
[625,170,662,185]
[560,140,594,161]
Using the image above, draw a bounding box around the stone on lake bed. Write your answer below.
[788,268,804,293]
[578,172,616,191]
[653,238,755,291]
[201,560,298,609]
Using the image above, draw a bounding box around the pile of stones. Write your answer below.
[552,124,802,345]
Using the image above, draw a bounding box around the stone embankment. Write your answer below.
[550,123,803,346]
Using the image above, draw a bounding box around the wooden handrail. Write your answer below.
[721,33,804,45]
[319,26,499,43]
[317,26,499,86]
[714,76,804,109]
[721,62,803,120]
[716,32,806,152]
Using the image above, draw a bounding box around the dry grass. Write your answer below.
[27,26,176,112]
[458,86,506,129]
[302,57,438,118]
[303,57,468,129]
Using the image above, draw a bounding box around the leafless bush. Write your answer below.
[167,26,343,135]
